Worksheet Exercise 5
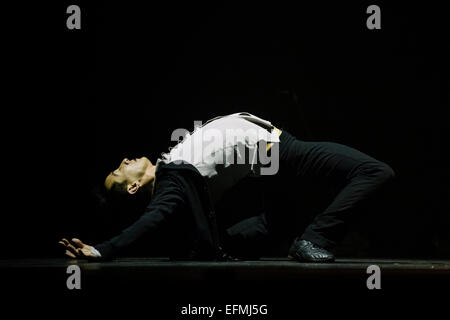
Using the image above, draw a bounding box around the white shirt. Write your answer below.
[156,112,280,204]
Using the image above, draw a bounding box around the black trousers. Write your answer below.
[226,129,395,253]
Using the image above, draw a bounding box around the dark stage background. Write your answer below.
[3,2,449,260]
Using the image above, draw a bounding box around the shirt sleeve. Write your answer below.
[94,173,186,260]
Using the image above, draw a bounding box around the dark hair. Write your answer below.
[90,183,113,212]
[107,180,132,204]
[109,180,128,195]
[88,183,147,239]
[91,180,152,215]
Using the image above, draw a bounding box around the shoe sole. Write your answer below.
[288,254,335,263]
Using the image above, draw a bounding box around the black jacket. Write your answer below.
[94,161,222,260]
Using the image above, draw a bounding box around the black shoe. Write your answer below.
[288,239,335,262]
[217,247,241,262]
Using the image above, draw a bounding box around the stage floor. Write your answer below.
[2,257,449,291]
[2,257,450,279]
[2,258,449,316]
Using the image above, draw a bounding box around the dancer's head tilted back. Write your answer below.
[104,157,156,201]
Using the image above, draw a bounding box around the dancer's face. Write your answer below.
[104,157,152,194]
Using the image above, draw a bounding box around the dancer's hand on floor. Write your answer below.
[58,238,101,260]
